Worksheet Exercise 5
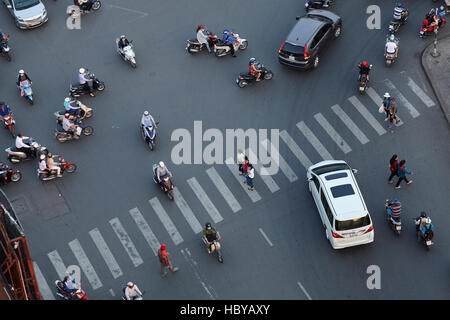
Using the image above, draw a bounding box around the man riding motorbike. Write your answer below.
[124,282,143,300]
[385,198,401,220]
[196,25,212,53]
[414,211,428,232]
[62,114,80,139]
[249,57,262,81]
[47,153,62,177]
[393,2,408,23]
[202,222,221,254]
[141,110,157,129]
[385,34,398,58]
[222,29,237,57]
[358,61,371,81]
[64,97,81,117]
[78,68,94,97]
[0,102,12,121]
[118,35,131,54]
[38,154,48,172]
[75,0,93,13]
[155,161,172,183]
[15,134,33,157]
[420,218,434,240]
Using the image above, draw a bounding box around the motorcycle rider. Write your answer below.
[47,153,62,177]
[15,134,33,157]
[202,222,221,254]
[62,114,80,139]
[118,35,131,55]
[393,2,408,23]
[75,0,93,13]
[155,161,172,183]
[222,29,237,57]
[16,69,32,87]
[141,110,157,138]
[385,198,401,221]
[0,102,12,121]
[358,61,371,82]
[64,97,81,117]
[420,218,434,240]
[124,282,143,300]
[38,154,48,172]
[385,34,398,58]
[63,276,79,295]
[414,211,428,232]
[78,68,94,97]
[196,25,211,53]
[249,58,262,81]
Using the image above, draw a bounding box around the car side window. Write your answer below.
[320,189,333,225]
[312,175,320,192]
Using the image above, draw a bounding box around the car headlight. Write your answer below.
[17,18,25,22]
[42,9,47,16]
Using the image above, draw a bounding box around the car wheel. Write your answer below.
[313,56,319,69]
[333,25,341,39]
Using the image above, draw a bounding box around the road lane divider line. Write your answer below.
[68,239,103,290]
[348,96,387,135]
[47,250,68,280]
[279,130,313,169]
[297,281,312,300]
[187,177,224,224]
[366,87,404,126]
[247,149,280,193]
[225,157,262,202]
[32,262,55,300]
[314,113,352,154]
[331,104,370,145]
[400,71,435,108]
[173,187,203,234]
[129,207,161,256]
[109,218,144,268]
[296,121,334,160]
[149,197,184,245]
[258,228,273,247]
[260,139,298,183]
[88,228,123,279]
[206,167,242,213]
[383,78,420,118]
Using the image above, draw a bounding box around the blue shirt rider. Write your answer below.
[0,102,12,119]
[222,30,237,57]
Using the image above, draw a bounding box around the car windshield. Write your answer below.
[13,0,40,10]
[335,214,371,231]
[312,163,350,175]
[281,42,303,54]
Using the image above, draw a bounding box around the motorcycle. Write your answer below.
[54,118,94,143]
[305,0,334,11]
[414,217,434,250]
[141,123,157,150]
[0,37,11,62]
[38,156,76,181]
[385,37,399,67]
[152,164,174,200]
[385,199,402,235]
[55,280,87,300]
[186,30,219,54]
[18,80,34,105]
[0,163,22,185]
[5,138,48,163]
[54,100,93,122]
[121,285,144,300]
[69,72,105,98]
[69,0,101,18]
[420,8,447,37]
[214,33,248,57]
[116,38,137,68]
[202,237,223,263]
[358,66,371,94]
[389,14,408,34]
[236,63,273,88]
[3,114,15,138]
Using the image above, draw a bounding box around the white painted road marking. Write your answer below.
[149,197,184,245]
[297,121,334,160]
[68,239,103,290]
[348,96,387,135]
[206,167,242,213]
[33,262,55,300]
[225,157,262,202]
[314,113,352,153]
[129,207,161,256]
[366,87,404,126]
[331,104,370,144]
[187,177,223,224]
[297,281,312,300]
[279,130,313,169]
[109,218,144,268]
[383,79,420,118]
[47,250,68,280]
[258,228,273,247]
[261,139,298,183]
[173,187,203,234]
[400,72,435,107]
[89,228,123,279]
[248,149,280,193]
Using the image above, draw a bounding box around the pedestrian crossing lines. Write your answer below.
[34,72,438,298]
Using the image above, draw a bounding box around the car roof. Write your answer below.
[286,17,325,46]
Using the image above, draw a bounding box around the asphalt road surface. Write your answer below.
[0,0,449,300]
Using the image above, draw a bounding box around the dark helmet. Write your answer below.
[63,276,69,282]
[420,211,427,218]
[205,222,211,229]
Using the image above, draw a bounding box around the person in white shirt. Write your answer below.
[39,154,48,172]
[15,134,32,157]
[78,68,94,97]
[196,25,211,53]
[141,110,157,128]
[124,282,143,300]
[385,35,398,57]
[237,150,245,175]
[62,114,80,139]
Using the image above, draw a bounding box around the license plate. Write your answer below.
[359,87,365,91]
[396,225,401,230]
[426,240,432,246]
[289,55,295,61]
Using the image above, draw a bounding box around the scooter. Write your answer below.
[358,68,371,94]
[54,100,93,122]
[0,37,11,62]
[152,164,174,200]
[141,123,157,150]
[55,280,88,300]
[69,0,101,18]
[69,72,105,98]
[116,38,137,68]
[414,217,434,250]
[202,237,223,263]
[385,199,402,235]
[121,285,145,300]
[305,0,334,11]
[385,37,399,67]
[54,118,94,143]
[18,80,33,104]
[236,63,273,88]
[186,30,219,54]
[37,156,77,181]
[214,33,248,57]
[3,114,15,137]
[5,138,48,163]
[0,163,22,185]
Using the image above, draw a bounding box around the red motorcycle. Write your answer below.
[420,12,446,37]
[37,156,77,181]
[3,114,15,137]
[186,30,219,54]
[0,163,21,185]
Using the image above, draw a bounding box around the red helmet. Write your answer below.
[362,61,368,67]
[161,244,166,250]
[197,24,204,30]
[64,113,70,119]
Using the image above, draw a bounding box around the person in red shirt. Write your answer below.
[249,58,261,81]
[157,244,179,278]
[388,154,399,184]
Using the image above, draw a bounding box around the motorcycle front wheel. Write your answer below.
[264,71,273,80]
[92,1,101,10]
[82,126,94,136]
[65,164,77,173]
[10,171,22,182]
[96,83,105,91]
[239,40,248,50]
[5,52,11,62]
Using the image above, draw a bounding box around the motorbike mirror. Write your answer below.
[352,169,358,174]
[295,16,301,20]
[6,4,12,9]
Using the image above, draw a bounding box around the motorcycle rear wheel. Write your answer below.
[10,171,22,182]
[65,164,77,173]
[92,1,101,10]
[83,126,94,136]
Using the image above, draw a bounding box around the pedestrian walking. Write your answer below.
[237,150,246,175]
[382,92,392,121]
[388,154,399,184]
[243,163,255,191]
[395,160,413,189]
[157,244,179,277]
[387,98,400,129]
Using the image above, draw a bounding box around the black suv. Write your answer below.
[278,10,342,69]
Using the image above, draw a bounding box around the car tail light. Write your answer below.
[304,45,310,58]
[332,232,344,238]
[278,40,285,53]
[363,225,374,234]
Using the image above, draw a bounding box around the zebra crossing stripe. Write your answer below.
[32,262,55,300]
[68,239,103,290]
[260,139,298,183]
[296,121,334,160]
[129,207,161,256]
[149,197,184,245]
[187,177,223,224]
[225,157,262,202]
[47,250,68,280]
[173,187,203,233]
[366,87,404,126]
[314,113,352,154]
[400,71,435,107]
[279,130,313,169]
[331,104,370,145]
[247,149,280,193]
[383,79,420,118]
[348,96,387,135]
[206,167,242,213]
[88,228,123,279]
[109,217,144,267]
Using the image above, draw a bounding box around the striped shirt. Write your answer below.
[389,202,402,218]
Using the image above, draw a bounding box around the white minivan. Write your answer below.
[306,160,374,249]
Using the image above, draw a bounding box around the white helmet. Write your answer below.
[425,218,431,224]
[79,68,85,74]
[40,154,46,160]
[144,110,149,116]
[384,92,390,98]
[127,282,134,287]
[159,161,165,168]
[19,69,24,74]
[64,97,71,102]
[120,35,126,39]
